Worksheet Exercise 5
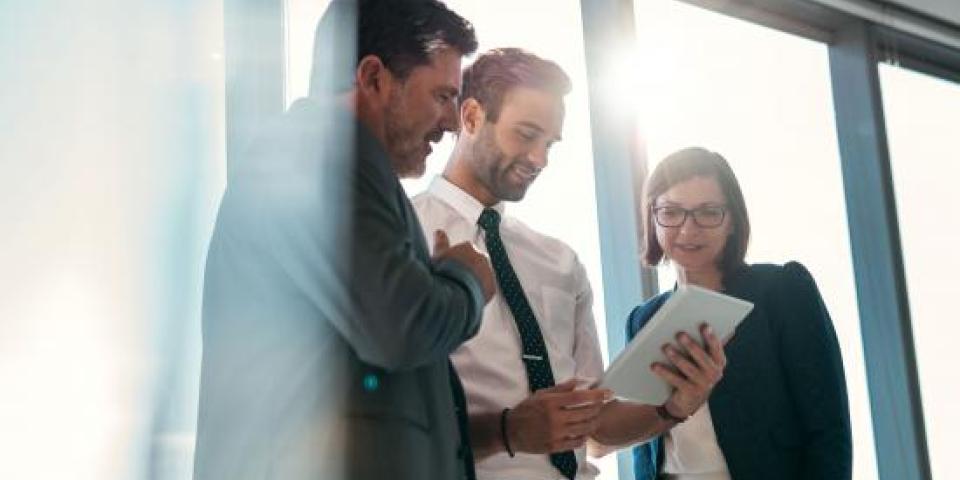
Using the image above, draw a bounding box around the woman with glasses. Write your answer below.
[627,147,852,480]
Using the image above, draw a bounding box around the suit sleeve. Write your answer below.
[625,306,642,342]
[625,293,670,342]
[775,261,852,479]
[337,159,484,371]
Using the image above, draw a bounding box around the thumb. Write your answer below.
[433,230,450,254]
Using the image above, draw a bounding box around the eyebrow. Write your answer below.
[437,85,460,97]
[517,120,562,142]
[655,201,725,207]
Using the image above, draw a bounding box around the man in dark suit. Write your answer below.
[193,1,495,479]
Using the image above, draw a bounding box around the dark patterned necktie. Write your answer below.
[477,207,578,480]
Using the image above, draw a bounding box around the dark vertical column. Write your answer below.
[828,20,931,480]
[579,0,654,477]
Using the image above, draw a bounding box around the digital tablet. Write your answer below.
[599,285,754,405]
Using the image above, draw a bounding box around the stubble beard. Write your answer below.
[383,92,425,178]
[470,125,528,202]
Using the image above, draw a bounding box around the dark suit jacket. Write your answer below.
[193,98,484,480]
[628,262,852,480]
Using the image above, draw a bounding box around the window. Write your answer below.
[629,1,878,478]
[284,0,331,107]
[398,0,610,359]
[879,63,960,480]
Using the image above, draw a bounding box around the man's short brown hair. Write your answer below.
[460,48,571,122]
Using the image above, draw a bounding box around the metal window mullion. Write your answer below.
[580,0,655,478]
[827,20,931,480]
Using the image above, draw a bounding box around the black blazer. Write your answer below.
[628,262,852,480]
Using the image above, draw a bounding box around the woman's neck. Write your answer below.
[677,266,724,292]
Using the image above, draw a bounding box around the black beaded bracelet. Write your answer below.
[500,408,515,457]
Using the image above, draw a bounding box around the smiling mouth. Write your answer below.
[511,163,540,182]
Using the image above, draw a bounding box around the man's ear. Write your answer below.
[460,98,486,135]
[355,54,393,103]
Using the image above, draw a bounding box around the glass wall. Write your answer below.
[879,63,960,480]
[284,0,331,107]
[0,1,225,480]
[629,1,878,479]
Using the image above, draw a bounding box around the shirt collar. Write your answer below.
[427,175,506,226]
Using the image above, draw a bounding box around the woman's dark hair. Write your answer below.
[641,147,750,275]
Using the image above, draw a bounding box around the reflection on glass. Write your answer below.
[0,2,226,480]
[284,0,332,107]
[880,63,960,480]
[629,1,878,479]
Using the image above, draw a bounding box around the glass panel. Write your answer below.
[0,2,225,479]
[628,1,878,479]
[879,63,960,480]
[284,0,332,107]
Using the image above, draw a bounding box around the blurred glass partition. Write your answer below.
[0,1,226,479]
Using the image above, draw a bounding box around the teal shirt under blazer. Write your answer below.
[627,262,852,480]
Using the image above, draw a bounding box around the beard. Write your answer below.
[470,125,534,202]
[383,91,427,178]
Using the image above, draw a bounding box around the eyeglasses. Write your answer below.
[652,205,727,228]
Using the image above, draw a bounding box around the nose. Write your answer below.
[439,100,459,133]
[677,213,700,236]
[527,143,549,169]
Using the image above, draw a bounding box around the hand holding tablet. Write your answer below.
[599,285,754,405]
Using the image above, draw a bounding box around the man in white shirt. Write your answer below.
[412,48,728,480]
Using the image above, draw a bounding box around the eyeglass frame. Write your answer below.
[651,204,728,229]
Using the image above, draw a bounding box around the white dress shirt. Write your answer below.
[412,176,604,480]
[661,404,732,480]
